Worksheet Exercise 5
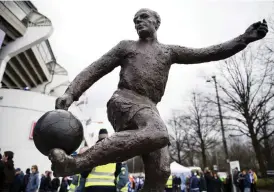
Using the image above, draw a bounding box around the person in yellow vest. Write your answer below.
[84,129,120,192]
[249,169,258,192]
[68,174,80,192]
[72,147,90,192]
[116,162,129,192]
[165,175,173,192]
[68,147,90,192]
[68,152,80,192]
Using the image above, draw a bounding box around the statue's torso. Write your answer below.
[118,41,172,103]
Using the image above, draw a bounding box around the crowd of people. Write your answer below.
[127,176,145,191]
[0,129,258,192]
[0,151,41,192]
[127,169,230,192]
[0,128,131,192]
[185,169,232,192]
[0,150,68,192]
[162,167,258,192]
[233,168,258,192]
[0,148,260,192]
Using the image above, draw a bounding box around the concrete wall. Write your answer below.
[0,89,85,173]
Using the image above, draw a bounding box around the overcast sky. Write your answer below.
[34,0,273,132]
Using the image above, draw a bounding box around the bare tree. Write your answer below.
[168,114,186,164]
[265,13,274,53]
[168,114,196,165]
[183,92,219,169]
[183,131,197,166]
[257,106,274,169]
[215,46,274,175]
[228,138,257,170]
[204,138,257,171]
[268,135,274,167]
[169,92,219,168]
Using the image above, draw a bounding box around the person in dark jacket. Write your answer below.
[0,151,15,192]
[23,168,31,192]
[39,171,52,192]
[116,163,129,192]
[189,172,200,192]
[225,173,232,192]
[212,172,223,192]
[19,171,25,191]
[238,172,245,192]
[10,168,22,192]
[204,168,214,192]
[173,176,182,192]
[233,168,241,192]
[0,153,5,191]
[39,172,46,192]
[199,172,207,192]
[44,171,52,191]
[242,169,251,192]
[59,177,69,192]
[51,177,60,192]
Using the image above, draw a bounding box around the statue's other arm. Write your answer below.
[170,20,268,65]
[64,41,127,101]
[170,34,248,65]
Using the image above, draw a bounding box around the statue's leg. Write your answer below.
[49,108,169,177]
[141,146,170,192]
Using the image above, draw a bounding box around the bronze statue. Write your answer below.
[50,8,268,191]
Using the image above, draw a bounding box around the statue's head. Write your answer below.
[134,8,161,39]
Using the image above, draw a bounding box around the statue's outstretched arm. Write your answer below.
[170,34,248,64]
[64,41,127,101]
[170,20,268,65]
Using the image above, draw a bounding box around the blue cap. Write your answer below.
[71,152,77,156]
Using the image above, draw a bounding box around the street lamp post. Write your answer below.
[207,75,229,163]
[133,157,135,173]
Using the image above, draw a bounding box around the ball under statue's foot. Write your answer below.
[49,148,78,177]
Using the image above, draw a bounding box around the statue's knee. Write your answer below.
[148,121,169,139]
[157,131,169,145]
[147,129,169,146]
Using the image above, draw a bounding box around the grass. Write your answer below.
[257,178,274,190]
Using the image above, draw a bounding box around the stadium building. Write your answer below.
[0,1,88,172]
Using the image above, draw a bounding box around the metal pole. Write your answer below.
[133,157,135,173]
[216,150,219,168]
[212,76,229,162]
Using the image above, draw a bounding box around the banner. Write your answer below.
[0,29,6,49]
[230,160,240,171]
[267,170,274,177]
[29,122,36,140]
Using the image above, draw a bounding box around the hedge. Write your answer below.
[257,178,274,190]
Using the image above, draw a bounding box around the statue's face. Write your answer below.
[134,10,157,39]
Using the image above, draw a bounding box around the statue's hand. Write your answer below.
[55,93,74,110]
[244,19,268,43]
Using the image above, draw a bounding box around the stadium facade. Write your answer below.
[0,1,88,172]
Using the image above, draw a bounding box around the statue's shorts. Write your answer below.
[107,89,159,132]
